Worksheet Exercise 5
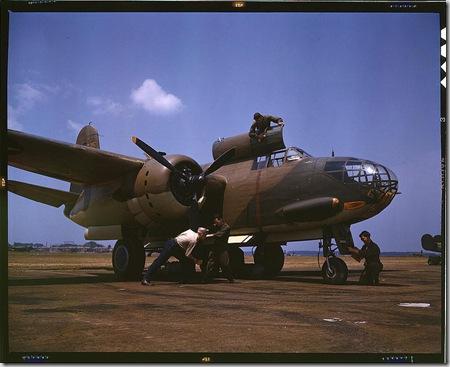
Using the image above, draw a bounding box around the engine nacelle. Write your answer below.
[126,154,205,228]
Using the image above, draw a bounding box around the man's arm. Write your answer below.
[268,115,284,126]
[186,253,203,264]
[212,224,231,239]
[347,246,362,262]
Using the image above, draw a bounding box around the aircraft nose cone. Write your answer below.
[324,158,398,207]
[361,162,398,205]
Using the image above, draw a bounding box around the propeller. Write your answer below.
[131,136,235,206]
[203,148,236,177]
[132,136,181,176]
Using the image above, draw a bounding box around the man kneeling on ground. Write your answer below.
[141,227,207,286]
[348,230,383,285]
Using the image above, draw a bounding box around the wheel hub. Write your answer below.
[326,266,336,278]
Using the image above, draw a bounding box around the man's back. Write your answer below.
[362,241,381,263]
[176,229,198,257]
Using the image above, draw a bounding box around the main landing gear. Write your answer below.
[112,238,145,281]
[253,244,285,278]
[227,243,285,279]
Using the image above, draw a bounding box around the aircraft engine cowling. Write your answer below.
[127,154,206,227]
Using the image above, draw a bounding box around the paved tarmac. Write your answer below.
[7,252,443,360]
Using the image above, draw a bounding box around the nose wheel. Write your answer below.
[322,256,348,284]
[320,230,348,284]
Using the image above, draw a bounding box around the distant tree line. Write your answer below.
[8,241,112,252]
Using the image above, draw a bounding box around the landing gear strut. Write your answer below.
[321,236,348,284]
[112,238,145,281]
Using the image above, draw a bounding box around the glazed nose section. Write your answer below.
[324,159,399,202]
[345,161,398,202]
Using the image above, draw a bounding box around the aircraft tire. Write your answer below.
[253,244,285,278]
[228,246,245,277]
[321,257,348,284]
[112,238,145,281]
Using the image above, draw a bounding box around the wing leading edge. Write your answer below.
[8,130,145,184]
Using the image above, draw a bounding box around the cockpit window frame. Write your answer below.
[252,147,310,171]
[324,159,398,195]
[267,150,286,167]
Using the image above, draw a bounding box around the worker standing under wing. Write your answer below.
[202,214,235,283]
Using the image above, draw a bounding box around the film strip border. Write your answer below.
[441,27,446,88]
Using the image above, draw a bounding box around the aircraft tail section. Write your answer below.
[75,123,100,149]
[70,124,100,193]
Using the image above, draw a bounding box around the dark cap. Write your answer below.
[253,112,262,120]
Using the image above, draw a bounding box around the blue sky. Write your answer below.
[8,12,441,251]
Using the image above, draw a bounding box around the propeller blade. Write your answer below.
[132,136,180,174]
[203,148,235,176]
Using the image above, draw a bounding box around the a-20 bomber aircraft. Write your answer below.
[7,124,398,284]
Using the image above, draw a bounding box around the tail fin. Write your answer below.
[76,123,100,148]
[70,124,100,193]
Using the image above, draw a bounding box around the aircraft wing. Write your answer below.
[8,130,145,184]
[8,180,79,208]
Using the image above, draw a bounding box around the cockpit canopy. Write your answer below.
[252,147,311,170]
[324,159,398,194]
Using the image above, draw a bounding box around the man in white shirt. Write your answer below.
[141,227,207,286]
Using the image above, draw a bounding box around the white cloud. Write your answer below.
[15,83,46,110]
[130,79,183,114]
[9,82,59,130]
[87,96,124,116]
[7,105,23,131]
[67,119,83,133]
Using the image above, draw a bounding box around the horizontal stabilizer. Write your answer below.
[8,129,144,184]
[421,234,442,253]
[276,197,343,222]
[8,180,79,208]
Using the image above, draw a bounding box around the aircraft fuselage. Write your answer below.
[68,152,398,244]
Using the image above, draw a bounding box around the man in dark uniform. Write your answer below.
[249,112,284,142]
[203,214,234,283]
[349,230,383,285]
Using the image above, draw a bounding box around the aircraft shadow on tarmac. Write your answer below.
[272,270,405,287]
[8,269,404,287]
[8,272,117,286]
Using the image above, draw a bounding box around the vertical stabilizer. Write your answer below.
[75,124,100,149]
[70,124,100,193]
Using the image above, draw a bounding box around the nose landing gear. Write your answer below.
[321,234,348,285]
[322,256,348,284]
